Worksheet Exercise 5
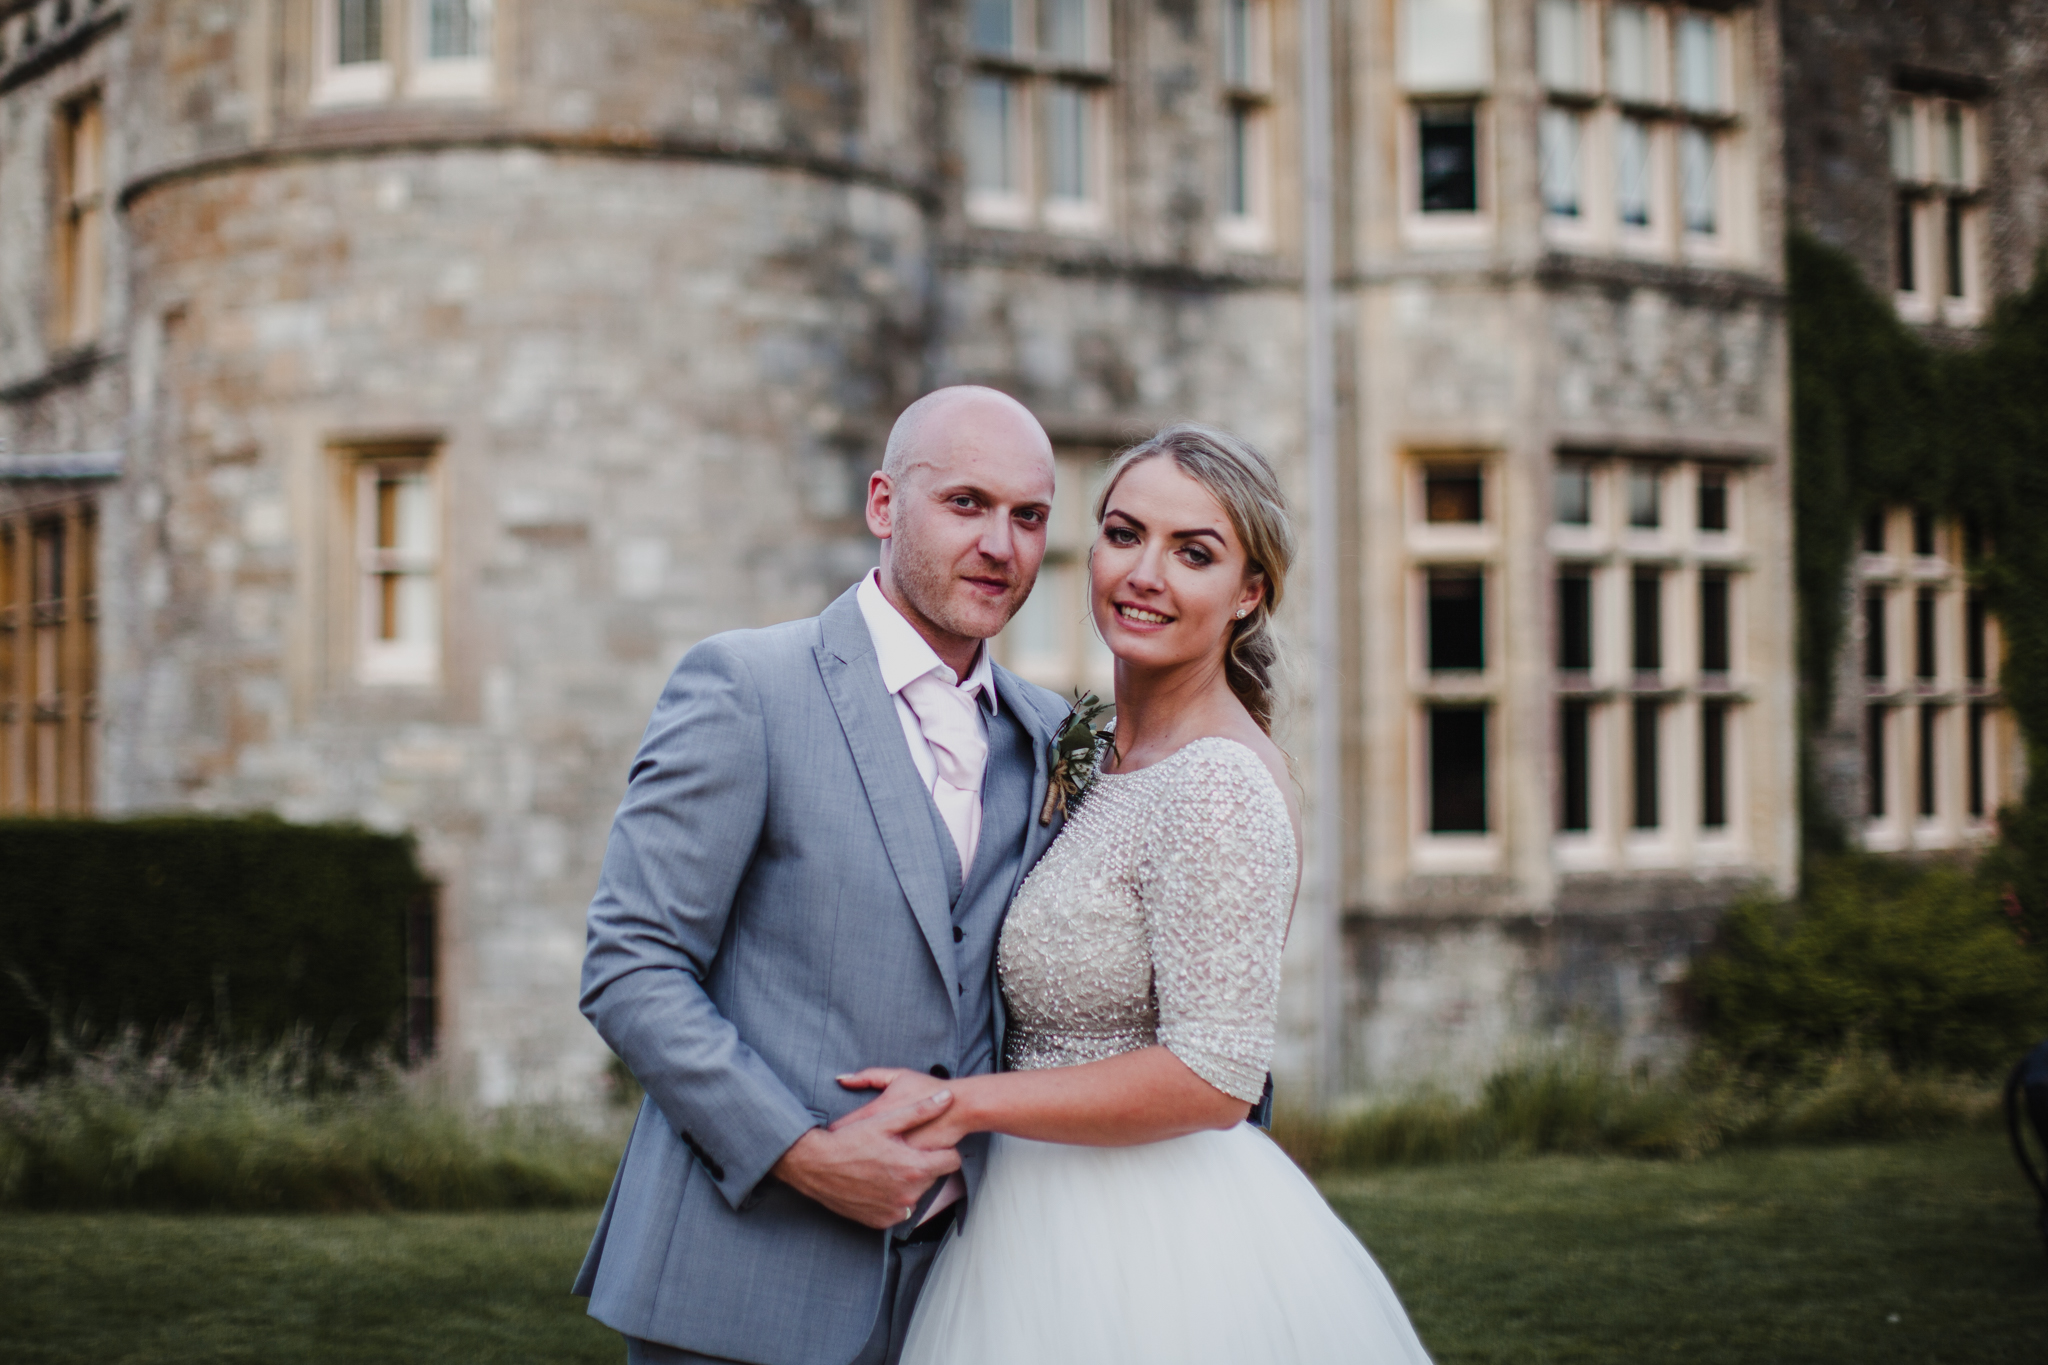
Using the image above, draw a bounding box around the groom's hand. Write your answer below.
[770,1088,961,1229]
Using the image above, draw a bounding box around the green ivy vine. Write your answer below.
[1789,230,2048,937]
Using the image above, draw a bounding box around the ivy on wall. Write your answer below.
[1789,231,2048,935]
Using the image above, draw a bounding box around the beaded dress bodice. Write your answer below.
[997,737,1297,1104]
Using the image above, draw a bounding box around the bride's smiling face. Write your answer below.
[1089,455,1265,672]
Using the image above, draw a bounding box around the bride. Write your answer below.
[833,423,1433,1364]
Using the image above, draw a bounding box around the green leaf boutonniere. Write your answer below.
[1039,691,1117,826]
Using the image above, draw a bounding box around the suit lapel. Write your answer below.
[815,591,960,1010]
[995,665,1061,899]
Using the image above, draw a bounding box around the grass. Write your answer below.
[4,1133,2040,1364]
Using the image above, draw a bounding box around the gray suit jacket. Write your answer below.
[574,584,1068,1364]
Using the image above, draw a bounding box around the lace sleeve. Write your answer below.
[1136,740,1298,1103]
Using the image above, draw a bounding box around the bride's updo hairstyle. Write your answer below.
[1094,423,1296,733]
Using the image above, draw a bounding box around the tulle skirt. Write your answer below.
[900,1124,1434,1364]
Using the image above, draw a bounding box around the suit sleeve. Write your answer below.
[580,637,818,1210]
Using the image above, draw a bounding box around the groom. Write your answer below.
[574,387,1070,1364]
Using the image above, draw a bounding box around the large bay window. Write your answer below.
[1890,89,1984,325]
[965,0,1113,233]
[1401,0,1492,242]
[1536,1,1747,261]
[315,0,494,107]
[1218,0,1275,249]
[1551,455,1748,869]
[1857,508,2008,849]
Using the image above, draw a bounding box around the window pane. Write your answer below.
[1968,704,1987,818]
[971,0,1015,54]
[1697,469,1728,531]
[1428,570,1485,672]
[1555,462,1591,524]
[1632,699,1660,829]
[1223,0,1253,86]
[1560,700,1592,832]
[1537,0,1582,89]
[428,0,487,60]
[1889,100,1916,180]
[1895,194,1916,292]
[1541,108,1582,217]
[1967,591,1987,682]
[1864,588,1887,680]
[1627,463,1659,527]
[1866,705,1888,817]
[1632,568,1661,673]
[1918,705,1939,818]
[1915,587,1937,680]
[1912,509,1935,556]
[338,0,383,65]
[1226,106,1253,216]
[1863,511,1886,554]
[1041,0,1090,63]
[1702,700,1728,829]
[1429,705,1488,833]
[396,573,439,649]
[1402,0,1491,90]
[1680,126,1717,235]
[1558,571,1593,671]
[1607,4,1651,101]
[1674,15,1718,111]
[1945,200,1965,298]
[1419,105,1479,213]
[1425,464,1483,522]
[968,77,1016,193]
[1942,105,1965,184]
[1700,572,1730,674]
[1616,117,1652,227]
[1045,84,1090,200]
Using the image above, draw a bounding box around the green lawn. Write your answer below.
[4,1134,2041,1364]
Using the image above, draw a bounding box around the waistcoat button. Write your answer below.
[952,926,964,943]
[929,1064,951,1079]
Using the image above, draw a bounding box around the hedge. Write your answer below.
[0,816,432,1071]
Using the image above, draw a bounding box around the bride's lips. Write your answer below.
[1112,601,1174,629]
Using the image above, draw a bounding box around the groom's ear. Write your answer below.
[865,470,895,541]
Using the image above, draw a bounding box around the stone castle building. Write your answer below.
[0,0,2033,1105]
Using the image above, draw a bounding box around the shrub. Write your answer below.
[0,816,432,1071]
[1688,857,2048,1074]
[0,1034,621,1212]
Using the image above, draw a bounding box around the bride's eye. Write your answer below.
[1103,525,1138,546]
[1179,544,1213,567]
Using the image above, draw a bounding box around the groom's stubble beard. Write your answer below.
[888,524,1040,645]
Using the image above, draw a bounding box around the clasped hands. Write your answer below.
[766,1068,969,1231]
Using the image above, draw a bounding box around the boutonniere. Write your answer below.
[1039,691,1117,826]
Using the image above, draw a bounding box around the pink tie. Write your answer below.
[900,670,988,883]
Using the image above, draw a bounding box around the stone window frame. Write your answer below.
[1855,508,2006,852]
[1548,453,1751,875]
[1398,0,1496,249]
[1535,0,1750,266]
[312,0,496,109]
[1888,89,1985,327]
[50,85,107,351]
[0,492,98,814]
[963,0,1116,234]
[333,441,445,690]
[1408,451,1502,869]
[1216,0,1276,252]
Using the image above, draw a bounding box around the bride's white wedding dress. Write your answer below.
[901,738,1433,1364]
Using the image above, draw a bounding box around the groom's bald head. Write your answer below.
[864,387,1056,671]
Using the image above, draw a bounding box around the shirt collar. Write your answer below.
[855,569,999,716]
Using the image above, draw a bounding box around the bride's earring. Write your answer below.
[1235,608,1249,619]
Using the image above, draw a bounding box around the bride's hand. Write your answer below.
[832,1068,951,1134]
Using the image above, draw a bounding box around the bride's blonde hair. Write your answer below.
[1093,423,1296,733]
